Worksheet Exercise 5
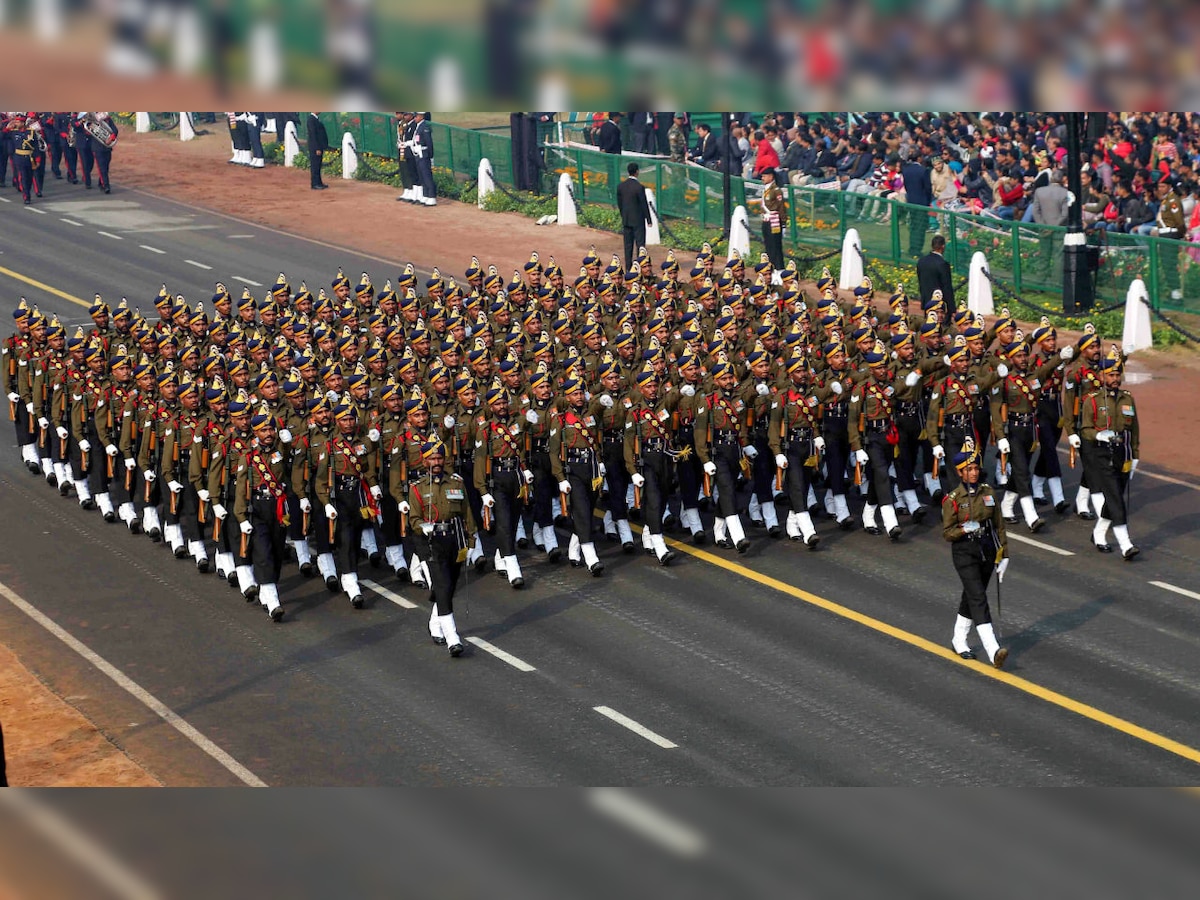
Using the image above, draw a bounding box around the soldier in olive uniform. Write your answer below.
[847,340,903,540]
[942,437,1010,668]
[1063,324,1103,520]
[234,404,291,620]
[1078,347,1140,559]
[768,346,823,547]
[694,357,751,553]
[475,378,532,588]
[549,372,606,574]
[160,375,210,571]
[408,438,475,656]
[760,168,787,270]
[209,390,260,599]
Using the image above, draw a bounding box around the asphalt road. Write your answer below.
[2,187,1200,787]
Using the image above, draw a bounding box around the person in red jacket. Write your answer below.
[753,129,781,180]
[991,169,1025,220]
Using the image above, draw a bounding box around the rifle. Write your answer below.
[399,456,409,537]
[1068,444,1076,469]
[559,490,570,518]
[239,528,249,558]
[632,424,642,509]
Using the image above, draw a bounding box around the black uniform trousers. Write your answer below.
[637,448,671,535]
[821,410,851,495]
[674,426,703,509]
[331,476,365,574]
[13,400,36,448]
[487,466,523,556]
[952,537,996,626]
[425,529,465,616]
[894,407,923,493]
[1032,397,1064,480]
[93,144,112,190]
[783,433,819,512]
[861,429,894,506]
[750,427,774,505]
[710,439,743,518]
[1002,419,1036,497]
[414,154,436,198]
[602,437,630,518]
[78,138,95,187]
[1080,438,1131,526]
[249,496,287,585]
[310,149,325,188]
[762,220,784,270]
[940,419,973,492]
[622,223,646,273]
[46,128,63,177]
[11,152,32,202]
[529,446,555,529]
[564,456,599,543]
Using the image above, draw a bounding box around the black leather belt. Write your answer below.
[493,457,520,471]
[564,449,595,462]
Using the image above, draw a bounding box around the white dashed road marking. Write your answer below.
[593,706,678,749]
[466,637,537,672]
[184,259,212,270]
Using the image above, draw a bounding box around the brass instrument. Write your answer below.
[79,112,117,149]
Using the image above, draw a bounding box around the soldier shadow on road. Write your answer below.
[1003,594,1119,663]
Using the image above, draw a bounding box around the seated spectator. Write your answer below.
[991,169,1025,220]
[753,129,781,180]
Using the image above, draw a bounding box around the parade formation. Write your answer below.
[0,112,119,202]
[3,241,1143,667]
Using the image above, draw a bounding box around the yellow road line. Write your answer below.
[0,264,91,310]
[637,525,1200,769]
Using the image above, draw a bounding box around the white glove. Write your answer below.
[299,497,311,513]
[481,493,495,508]
[144,470,156,482]
[198,489,210,503]
[6,392,19,404]
[420,522,434,536]
[444,415,455,429]
[961,520,980,534]
[124,457,136,470]
[558,480,571,493]
[1068,434,1081,449]
[743,445,758,459]
[599,393,614,408]
[997,363,1009,378]
[703,461,717,476]
[830,381,843,395]
[78,439,91,452]
[904,371,921,387]
[932,444,945,460]
[56,426,69,441]
[1095,429,1115,444]
[997,438,1010,455]
[523,469,535,484]
[1129,458,1139,477]
[814,436,825,451]
[37,416,49,429]
[279,428,292,443]
[25,402,34,416]
[598,463,607,477]
[525,409,539,424]
[367,428,380,442]
[398,500,410,514]
[942,355,953,367]
[680,384,695,397]
[212,503,227,520]
[324,503,338,520]
[756,383,770,396]
[167,480,183,494]
[370,484,382,500]
[775,453,788,469]
[1059,345,1074,361]
[631,473,645,488]
[239,519,254,535]
[105,443,118,457]
[855,449,869,465]
[995,557,1010,582]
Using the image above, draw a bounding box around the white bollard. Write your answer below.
[557,173,578,227]
[135,112,151,134]
[838,228,863,290]
[644,188,662,246]
[179,112,195,142]
[478,158,495,208]
[172,6,204,74]
[729,205,751,257]
[967,251,994,316]
[32,0,63,41]
[1122,278,1153,354]
[249,21,282,91]
[342,132,357,180]
[284,120,299,167]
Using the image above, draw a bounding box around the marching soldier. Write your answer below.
[292,393,341,590]
[140,369,185,555]
[522,362,561,562]
[1028,318,1073,512]
[847,340,903,540]
[192,380,231,578]
[1077,347,1140,559]
[5,299,42,474]
[927,336,980,496]
[408,438,475,655]
[624,361,684,562]
[768,347,823,547]
[1063,324,1103,520]
[160,375,210,572]
[942,438,1010,668]
[314,399,382,607]
[474,378,532,588]
[812,333,856,529]
[72,340,118,522]
[234,404,292,620]
[548,372,606,574]
[209,389,260,599]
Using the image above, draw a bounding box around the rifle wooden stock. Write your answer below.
[125,464,133,492]
[169,488,178,515]
[481,504,491,532]
[198,499,207,525]
[1068,445,1076,469]
[106,453,113,478]
[854,459,863,485]
[703,470,712,498]
[8,399,14,421]
[38,422,47,448]
[302,510,309,534]
[329,517,336,545]
[81,448,89,471]
[633,482,642,509]
[212,516,222,543]
[932,456,940,479]
[559,491,569,518]
[239,530,248,558]
[775,465,784,493]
